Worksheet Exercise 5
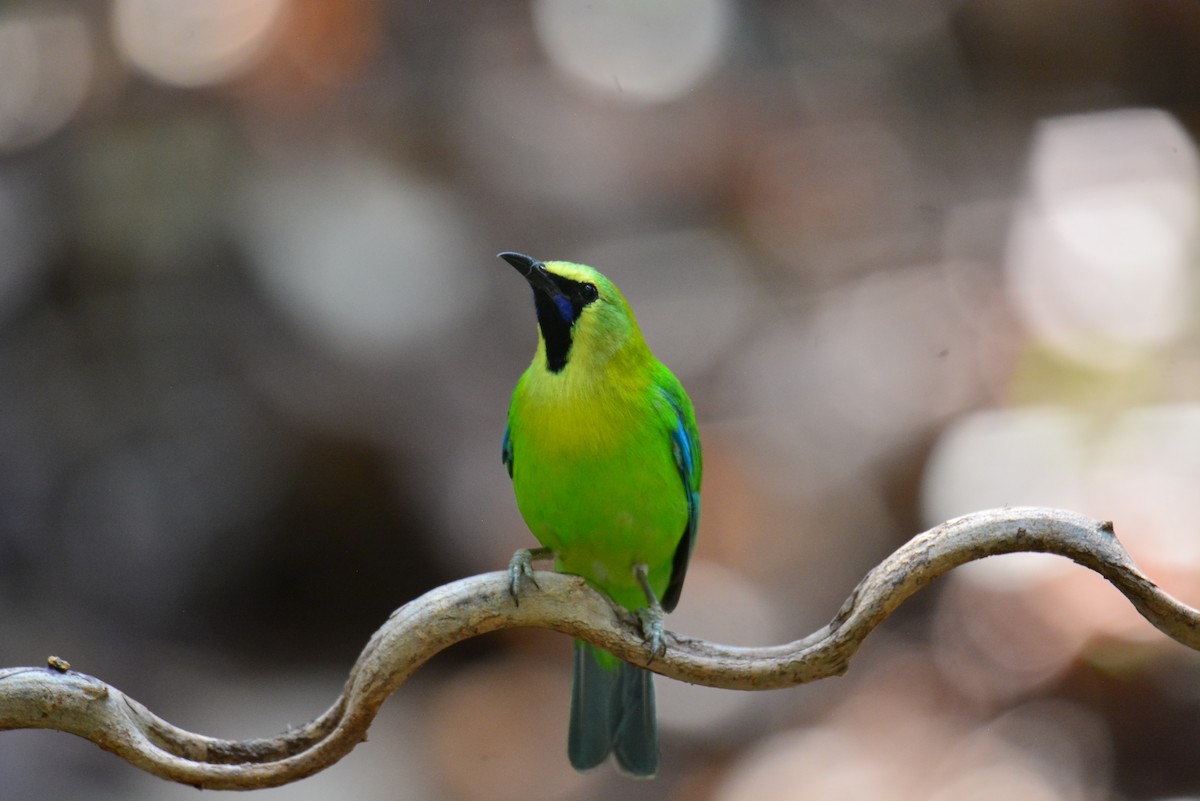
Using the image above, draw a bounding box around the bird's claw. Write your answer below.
[507,548,544,605]
[637,606,666,663]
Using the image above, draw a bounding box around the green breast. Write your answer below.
[509,389,687,611]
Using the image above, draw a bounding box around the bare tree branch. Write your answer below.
[2,507,1198,790]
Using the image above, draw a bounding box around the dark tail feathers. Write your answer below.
[568,640,659,778]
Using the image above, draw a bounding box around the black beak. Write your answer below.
[499,251,562,298]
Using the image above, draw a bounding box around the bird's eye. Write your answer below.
[579,283,599,302]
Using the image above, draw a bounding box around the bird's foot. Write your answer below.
[636,605,666,663]
[507,547,553,605]
[632,563,667,662]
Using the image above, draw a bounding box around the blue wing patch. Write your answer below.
[661,390,700,613]
[502,424,514,479]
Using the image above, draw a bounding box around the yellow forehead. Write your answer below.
[543,260,604,285]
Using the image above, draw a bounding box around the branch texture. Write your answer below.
[2,507,1198,790]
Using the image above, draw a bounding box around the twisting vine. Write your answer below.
[1,507,1197,790]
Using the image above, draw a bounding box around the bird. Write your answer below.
[497,251,701,778]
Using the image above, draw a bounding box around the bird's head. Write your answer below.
[499,251,643,374]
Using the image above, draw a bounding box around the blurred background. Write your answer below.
[2,1,1200,799]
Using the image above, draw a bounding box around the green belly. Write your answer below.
[511,433,685,612]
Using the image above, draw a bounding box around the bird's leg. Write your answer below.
[508,546,554,604]
[633,563,666,662]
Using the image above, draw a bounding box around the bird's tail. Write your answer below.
[568,639,659,778]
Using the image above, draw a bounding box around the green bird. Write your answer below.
[498,251,701,778]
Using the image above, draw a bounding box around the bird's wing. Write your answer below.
[658,376,701,613]
[501,423,514,479]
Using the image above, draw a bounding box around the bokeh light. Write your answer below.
[715,727,897,801]
[0,8,91,152]
[234,153,484,364]
[532,0,731,103]
[732,263,978,491]
[922,407,1088,546]
[1092,404,1200,569]
[113,0,285,87]
[1006,109,1198,369]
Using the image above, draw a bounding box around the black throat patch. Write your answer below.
[534,290,574,373]
[530,274,597,374]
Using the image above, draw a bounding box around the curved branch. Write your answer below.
[2,507,1197,789]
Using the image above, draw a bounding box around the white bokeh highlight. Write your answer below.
[235,154,483,364]
[0,9,91,152]
[922,407,1088,589]
[1006,109,1198,368]
[533,0,731,103]
[112,0,284,88]
[923,403,1200,591]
